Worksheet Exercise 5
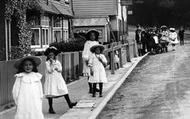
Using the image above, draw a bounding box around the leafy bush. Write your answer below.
[9,46,24,60]
[50,37,86,52]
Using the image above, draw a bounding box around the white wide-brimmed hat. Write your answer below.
[14,55,42,69]
[90,44,105,53]
[169,28,175,31]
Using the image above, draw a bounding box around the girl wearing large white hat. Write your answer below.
[13,55,44,119]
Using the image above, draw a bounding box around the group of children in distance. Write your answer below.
[12,29,109,119]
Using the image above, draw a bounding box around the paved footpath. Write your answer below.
[0,54,147,119]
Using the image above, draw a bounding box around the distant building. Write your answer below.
[29,0,74,52]
[0,0,74,60]
[72,0,128,44]
[0,0,130,61]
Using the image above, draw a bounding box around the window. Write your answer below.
[28,16,40,27]
[42,28,49,45]
[53,17,63,42]
[63,30,68,42]
[31,28,50,47]
[54,17,62,27]
[30,15,50,50]
[41,16,50,27]
[31,28,40,47]
[63,20,69,41]
[53,29,62,42]
[53,18,69,42]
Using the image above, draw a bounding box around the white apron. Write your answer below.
[82,41,99,76]
[88,54,108,83]
[169,32,179,44]
[12,72,44,119]
[44,60,68,97]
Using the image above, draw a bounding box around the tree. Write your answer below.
[5,0,38,59]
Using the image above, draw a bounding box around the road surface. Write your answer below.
[98,40,190,119]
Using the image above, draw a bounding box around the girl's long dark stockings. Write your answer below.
[48,94,77,114]
[48,98,55,114]
[64,94,77,108]
[92,83,103,97]
[89,82,93,93]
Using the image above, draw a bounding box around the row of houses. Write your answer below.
[0,0,132,61]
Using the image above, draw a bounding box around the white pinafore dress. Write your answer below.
[88,54,108,83]
[12,72,44,119]
[82,41,99,76]
[44,60,68,97]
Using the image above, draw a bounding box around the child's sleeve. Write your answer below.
[36,73,44,99]
[12,74,22,105]
[82,42,90,61]
[39,75,44,99]
[88,54,93,67]
[46,61,54,73]
[100,54,108,64]
[56,60,62,72]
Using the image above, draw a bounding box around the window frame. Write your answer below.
[31,27,41,48]
[31,26,50,48]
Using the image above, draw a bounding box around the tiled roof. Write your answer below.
[36,0,73,17]
[36,0,59,14]
[51,1,73,17]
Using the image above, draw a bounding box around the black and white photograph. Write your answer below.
[0,0,190,119]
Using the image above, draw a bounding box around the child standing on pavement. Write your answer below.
[169,28,179,51]
[114,50,120,69]
[44,46,77,114]
[12,55,44,119]
[88,44,108,97]
[82,29,100,94]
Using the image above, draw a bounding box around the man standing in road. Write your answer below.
[178,26,185,46]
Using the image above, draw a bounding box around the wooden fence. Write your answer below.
[0,39,138,109]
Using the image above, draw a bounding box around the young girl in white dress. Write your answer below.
[12,55,44,119]
[82,30,100,93]
[44,46,77,114]
[88,44,108,97]
[169,28,179,51]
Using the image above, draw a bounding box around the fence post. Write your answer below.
[110,43,115,74]
[118,46,123,68]
[126,41,131,62]
[79,51,83,76]
[133,39,138,57]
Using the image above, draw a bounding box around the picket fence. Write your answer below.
[0,39,138,109]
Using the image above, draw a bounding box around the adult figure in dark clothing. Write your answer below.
[141,30,147,55]
[178,26,185,46]
[146,29,153,52]
[135,25,142,56]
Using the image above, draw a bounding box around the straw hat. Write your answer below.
[44,46,59,56]
[169,28,175,31]
[90,44,105,53]
[161,25,167,29]
[14,55,42,69]
[86,29,99,40]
